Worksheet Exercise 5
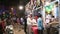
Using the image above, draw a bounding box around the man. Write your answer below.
[27,15,32,34]
[37,14,43,34]
[24,16,27,34]
[45,13,52,34]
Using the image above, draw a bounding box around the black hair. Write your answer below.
[52,16,54,18]
[38,14,42,18]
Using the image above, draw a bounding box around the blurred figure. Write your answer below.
[35,16,38,21]
[20,17,24,25]
[17,17,21,31]
[45,13,51,24]
[32,17,37,26]
[45,13,52,34]
[51,16,55,22]
[0,19,3,34]
[6,17,12,26]
[12,15,17,28]
[37,14,43,34]
[24,16,27,34]
[27,14,32,34]
[1,18,6,33]
[2,12,7,19]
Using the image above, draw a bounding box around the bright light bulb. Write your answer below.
[19,6,23,10]
[45,2,50,6]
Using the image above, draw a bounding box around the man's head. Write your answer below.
[28,15,32,18]
[38,14,42,18]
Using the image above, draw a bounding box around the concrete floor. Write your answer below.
[13,29,25,34]
[13,24,25,34]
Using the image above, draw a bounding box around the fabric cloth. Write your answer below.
[37,17,43,30]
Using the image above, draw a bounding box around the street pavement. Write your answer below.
[13,24,25,34]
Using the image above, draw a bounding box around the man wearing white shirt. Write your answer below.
[27,15,32,34]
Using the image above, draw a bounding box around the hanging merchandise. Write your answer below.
[36,0,40,7]
[54,6,58,18]
[45,4,54,13]
[31,0,33,5]
[33,0,36,6]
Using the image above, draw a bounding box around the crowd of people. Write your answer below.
[0,11,58,34]
[0,11,24,34]
[24,12,58,34]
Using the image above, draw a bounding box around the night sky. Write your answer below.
[0,0,30,9]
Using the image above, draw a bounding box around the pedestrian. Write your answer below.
[12,15,17,28]
[20,17,24,25]
[24,16,27,34]
[1,18,6,33]
[37,14,44,34]
[45,13,52,34]
[0,19,4,34]
[27,15,32,34]
[17,17,21,31]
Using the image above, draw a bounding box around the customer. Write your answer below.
[37,14,43,34]
[27,15,32,34]
[12,15,17,28]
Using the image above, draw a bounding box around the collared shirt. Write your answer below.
[27,17,32,25]
[37,18,43,30]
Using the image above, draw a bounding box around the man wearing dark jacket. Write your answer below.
[24,16,27,34]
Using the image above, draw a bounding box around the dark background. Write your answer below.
[0,0,30,9]
[0,0,30,17]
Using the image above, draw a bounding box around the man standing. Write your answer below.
[37,14,43,34]
[27,15,32,34]
[24,16,27,34]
